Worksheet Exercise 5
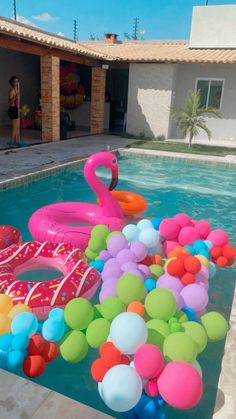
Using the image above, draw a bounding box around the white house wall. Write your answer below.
[170,63,236,143]
[127,63,176,139]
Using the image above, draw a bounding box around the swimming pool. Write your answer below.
[0,154,236,418]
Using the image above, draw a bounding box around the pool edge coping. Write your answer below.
[0,146,235,418]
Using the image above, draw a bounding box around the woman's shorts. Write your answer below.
[8,106,19,120]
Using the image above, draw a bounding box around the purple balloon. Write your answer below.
[138,264,151,279]
[102,258,123,281]
[107,235,129,257]
[121,262,138,272]
[99,277,119,302]
[156,273,183,293]
[125,269,145,280]
[130,241,148,262]
[116,249,137,266]
[198,265,209,280]
[180,284,209,312]
[100,250,111,262]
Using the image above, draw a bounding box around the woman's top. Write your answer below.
[9,88,19,108]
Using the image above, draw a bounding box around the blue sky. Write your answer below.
[1,0,236,40]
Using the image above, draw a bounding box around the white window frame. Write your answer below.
[195,78,225,110]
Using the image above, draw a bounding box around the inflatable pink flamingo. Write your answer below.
[28,152,124,249]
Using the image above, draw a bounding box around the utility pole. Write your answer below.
[73,19,78,41]
[133,17,139,40]
[13,0,17,20]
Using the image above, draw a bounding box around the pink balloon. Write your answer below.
[156,273,183,293]
[134,344,164,379]
[180,283,209,312]
[159,218,180,240]
[145,379,159,397]
[194,220,211,239]
[178,226,200,246]
[163,240,179,256]
[173,213,191,228]
[158,361,203,409]
[207,229,229,247]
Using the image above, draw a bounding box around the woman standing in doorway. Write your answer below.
[8,76,20,145]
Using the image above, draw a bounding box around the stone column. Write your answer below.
[90,67,106,134]
[40,55,60,141]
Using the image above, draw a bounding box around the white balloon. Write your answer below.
[192,360,203,377]
[98,382,103,399]
[110,312,148,354]
[101,365,143,412]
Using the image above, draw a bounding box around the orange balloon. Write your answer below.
[127,301,145,317]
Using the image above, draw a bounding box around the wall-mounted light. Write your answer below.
[102,64,109,70]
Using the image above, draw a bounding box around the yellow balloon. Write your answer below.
[0,294,13,314]
[0,313,11,335]
[8,303,32,319]
[196,255,209,268]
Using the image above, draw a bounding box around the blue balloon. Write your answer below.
[42,318,65,342]
[6,350,24,370]
[144,278,156,292]
[12,333,29,351]
[122,224,140,242]
[182,307,200,323]
[133,394,166,419]
[193,240,207,252]
[11,312,38,337]
[204,240,213,250]
[198,249,210,259]
[49,308,64,321]
[89,259,105,272]
[209,261,217,278]
[0,333,13,351]
[184,245,195,255]
[0,351,7,368]
[151,218,162,230]
[137,219,153,231]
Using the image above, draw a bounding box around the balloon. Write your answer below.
[207,229,229,247]
[130,241,148,262]
[208,261,217,278]
[180,284,209,312]
[194,221,211,239]
[150,264,164,279]
[28,334,45,355]
[7,350,24,370]
[122,224,140,242]
[137,219,154,230]
[138,264,151,278]
[11,312,38,337]
[121,261,138,273]
[152,217,162,230]
[163,332,197,363]
[174,213,191,228]
[144,278,156,292]
[0,313,11,335]
[99,250,111,262]
[101,365,143,412]
[41,342,59,362]
[102,259,123,280]
[158,361,203,409]
[60,330,88,362]
[91,224,109,238]
[168,289,184,311]
[178,227,200,246]
[116,249,137,266]
[145,379,159,397]
[163,240,179,256]
[156,273,183,293]
[49,308,64,321]
[110,312,148,355]
[145,289,176,321]
[91,358,111,382]
[23,355,46,378]
[127,301,145,317]
[182,321,208,353]
[86,318,111,348]
[89,259,104,272]
[107,234,129,257]
[42,318,65,342]
[0,333,13,351]
[12,333,29,351]
[0,294,13,314]
[116,273,145,305]
[134,344,164,379]
[184,256,201,274]
[139,228,160,249]
[100,297,125,321]
[192,360,203,378]
[8,304,32,319]
[159,218,180,240]
[200,311,228,342]
[64,298,94,330]
[146,319,170,350]
[99,280,118,302]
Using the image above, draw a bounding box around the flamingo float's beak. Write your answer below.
[109,166,118,191]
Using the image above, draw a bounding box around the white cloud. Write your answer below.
[32,12,58,23]
[16,15,37,27]
[57,32,65,37]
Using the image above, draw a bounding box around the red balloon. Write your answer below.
[120,354,130,365]
[28,334,46,356]
[23,355,46,378]
[41,342,59,362]
[184,256,201,274]
[181,272,195,286]
[167,259,185,277]
[91,358,109,382]
[216,256,228,268]
[210,247,222,259]
[222,244,236,259]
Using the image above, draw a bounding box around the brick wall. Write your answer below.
[40,55,60,141]
[90,67,106,134]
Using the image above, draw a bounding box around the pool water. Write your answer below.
[0,155,236,419]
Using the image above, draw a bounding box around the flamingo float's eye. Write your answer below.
[112,158,117,165]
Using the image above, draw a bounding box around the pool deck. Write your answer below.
[0,136,236,419]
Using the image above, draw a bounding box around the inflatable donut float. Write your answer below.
[98,191,147,216]
[0,225,21,250]
[0,241,100,319]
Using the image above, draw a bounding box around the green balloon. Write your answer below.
[93,304,103,319]
[88,237,106,253]
[145,288,176,321]
[163,332,197,363]
[60,330,88,362]
[64,298,94,330]
[100,297,125,321]
[116,273,145,305]
[170,322,182,333]
[85,248,97,260]
[175,310,188,323]
[86,318,111,348]
[201,311,228,342]
[150,264,164,279]
[182,321,208,353]
[91,225,110,239]
[146,319,170,350]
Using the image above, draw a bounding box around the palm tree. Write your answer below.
[173,90,220,147]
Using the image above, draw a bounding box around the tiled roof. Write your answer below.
[80,40,236,64]
[0,16,112,60]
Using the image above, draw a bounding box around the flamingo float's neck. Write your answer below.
[84,161,123,218]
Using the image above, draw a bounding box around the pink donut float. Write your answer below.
[0,241,100,319]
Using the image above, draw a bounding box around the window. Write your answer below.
[196,79,224,109]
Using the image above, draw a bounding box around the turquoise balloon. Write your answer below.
[7,350,24,370]
[12,333,29,351]
[0,333,13,351]
[42,318,65,342]
[11,312,38,337]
